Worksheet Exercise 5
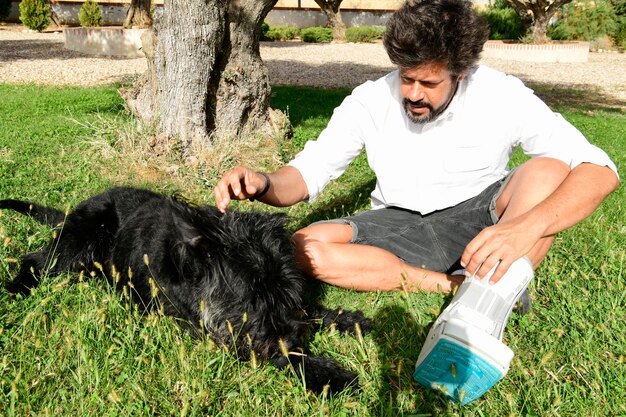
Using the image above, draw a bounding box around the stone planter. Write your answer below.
[64,27,147,58]
[482,40,590,63]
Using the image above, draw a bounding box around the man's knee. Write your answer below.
[292,232,328,277]
[292,223,351,276]
[496,157,571,217]
[519,157,570,187]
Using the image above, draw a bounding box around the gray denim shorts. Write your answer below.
[317,173,514,273]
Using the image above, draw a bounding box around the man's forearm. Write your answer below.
[520,163,619,238]
[258,166,310,207]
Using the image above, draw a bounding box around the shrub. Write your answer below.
[300,27,333,43]
[612,16,626,48]
[610,0,626,48]
[265,26,298,41]
[345,25,385,43]
[79,0,103,27]
[480,5,525,40]
[261,21,270,40]
[19,0,50,32]
[0,0,12,22]
[548,0,617,41]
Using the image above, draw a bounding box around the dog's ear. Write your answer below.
[172,214,203,248]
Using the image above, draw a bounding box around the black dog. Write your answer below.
[1,187,370,393]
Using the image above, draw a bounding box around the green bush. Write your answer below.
[264,26,298,41]
[610,0,626,48]
[480,5,525,40]
[19,0,50,32]
[261,20,270,40]
[548,0,617,41]
[79,0,103,27]
[0,0,12,22]
[612,16,626,48]
[300,27,333,43]
[345,25,385,43]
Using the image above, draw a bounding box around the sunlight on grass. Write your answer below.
[0,83,624,416]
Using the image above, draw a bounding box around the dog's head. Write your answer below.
[170,203,305,357]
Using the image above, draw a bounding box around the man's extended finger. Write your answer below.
[472,254,499,279]
[461,229,490,268]
[488,258,513,284]
[244,170,259,196]
[462,243,487,277]
[214,182,231,212]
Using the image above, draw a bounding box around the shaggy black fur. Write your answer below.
[1,187,371,394]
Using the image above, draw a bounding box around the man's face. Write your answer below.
[399,62,461,124]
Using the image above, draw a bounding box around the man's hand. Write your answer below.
[214,166,268,212]
[461,216,543,283]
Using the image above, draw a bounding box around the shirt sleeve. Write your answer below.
[288,87,373,201]
[511,79,619,179]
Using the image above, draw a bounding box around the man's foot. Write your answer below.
[451,270,532,316]
[414,257,534,404]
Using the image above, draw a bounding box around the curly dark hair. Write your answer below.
[383,0,489,75]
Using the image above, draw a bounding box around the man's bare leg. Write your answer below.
[294,158,571,293]
[492,157,571,269]
[292,224,463,293]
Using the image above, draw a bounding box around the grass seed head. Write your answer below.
[278,338,290,357]
[149,277,159,298]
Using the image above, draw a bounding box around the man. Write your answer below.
[214,0,619,295]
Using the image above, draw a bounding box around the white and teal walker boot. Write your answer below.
[413,256,534,405]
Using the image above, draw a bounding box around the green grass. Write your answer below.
[0,83,624,416]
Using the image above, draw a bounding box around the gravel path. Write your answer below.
[1,26,625,105]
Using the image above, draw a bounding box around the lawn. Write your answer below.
[0,83,624,416]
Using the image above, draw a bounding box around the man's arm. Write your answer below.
[461,163,620,282]
[214,165,309,212]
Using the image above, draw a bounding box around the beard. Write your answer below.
[403,98,440,124]
[403,77,460,125]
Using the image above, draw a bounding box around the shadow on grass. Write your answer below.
[271,85,351,127]
[372,303,450,415]
[289,175,376,230]
[525,81,626,114]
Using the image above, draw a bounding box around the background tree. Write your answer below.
[123,0,282,154]
[506,0,574,42]
[124,0,152,28]
[313,0,346,42]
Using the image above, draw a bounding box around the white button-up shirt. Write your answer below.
[288,65,618,214]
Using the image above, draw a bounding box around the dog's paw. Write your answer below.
[329,308,373,336]
[299,355,359,394]
[4,275,37,296]
[305,305,372,336]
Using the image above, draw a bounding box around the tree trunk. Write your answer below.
[214,0,278,140]
[124,0,153,28]
[313,0,346,42]
[507,0,574,43]
[530,14,551,44]
[122,0,281,154]
[46,1,62,27]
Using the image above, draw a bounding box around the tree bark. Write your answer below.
[46,1,62,27]
[313,0,346,42]
[214,0,278,139]
[124,0,153,28]
[122,0,281,154]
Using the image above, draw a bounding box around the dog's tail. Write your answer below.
[0,199,65,226]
